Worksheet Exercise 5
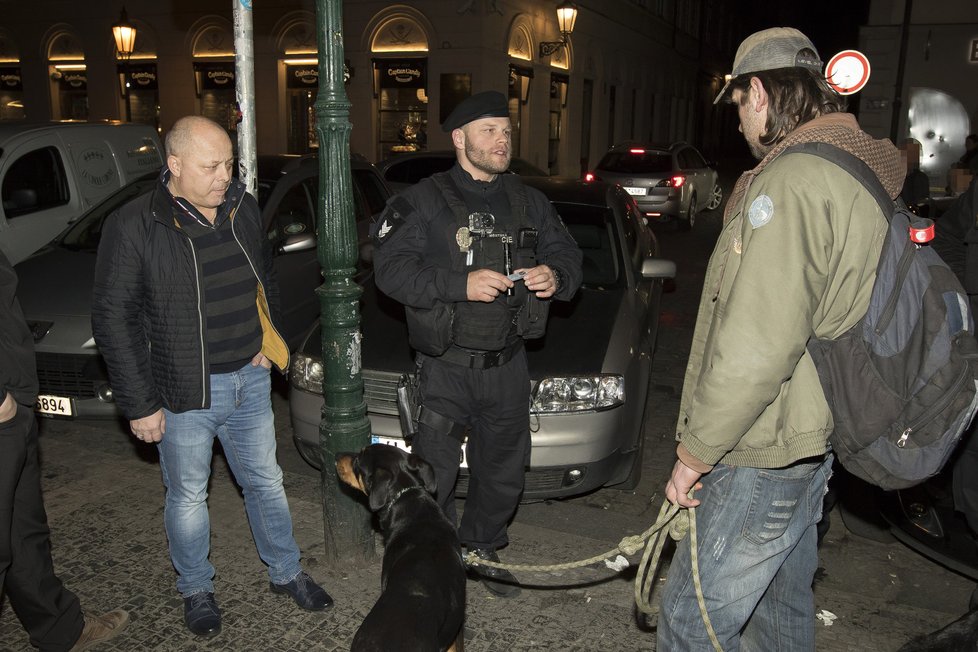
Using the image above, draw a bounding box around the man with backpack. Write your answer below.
[658,27,905,650]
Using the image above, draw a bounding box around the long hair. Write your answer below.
[728,67,847,148]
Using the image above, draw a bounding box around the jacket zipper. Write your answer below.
[181,233,208,409]
[896,361,972,447]
[875,236,915,336]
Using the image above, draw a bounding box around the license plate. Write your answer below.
[624,186,647,196]
[371,434,469,468]
[35,394,74,417]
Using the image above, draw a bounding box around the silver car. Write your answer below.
[587,142,721,230]
[289,177,676,500]
[17,154,391,419]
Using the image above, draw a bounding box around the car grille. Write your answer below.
[455,468,572,496]
[363,368,401,416]
[35,352,107,399]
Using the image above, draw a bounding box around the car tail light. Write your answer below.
[584,171,597,182]
[656,175,685,188]
[628,148,645,154]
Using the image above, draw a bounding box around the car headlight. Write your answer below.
[291,354,324,393]
[531,375,625,413]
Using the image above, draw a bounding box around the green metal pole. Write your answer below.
[313,0,374,565]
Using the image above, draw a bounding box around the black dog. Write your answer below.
[336,444,465,652]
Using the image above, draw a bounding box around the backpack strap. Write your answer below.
[782,142,895,218]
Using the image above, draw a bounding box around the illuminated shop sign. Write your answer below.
[0,67,21,91]
[378,59,426,89]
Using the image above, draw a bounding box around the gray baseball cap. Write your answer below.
[713,27,823,104]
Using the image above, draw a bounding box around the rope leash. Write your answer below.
[465,495,723,652]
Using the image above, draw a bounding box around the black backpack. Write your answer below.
[793,142,978,490]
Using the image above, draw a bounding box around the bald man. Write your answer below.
[92,116,332,639]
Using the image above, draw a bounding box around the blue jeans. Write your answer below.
[657,454,833,652]
[158,363,302,597]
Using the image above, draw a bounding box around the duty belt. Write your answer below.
[436,341,523,369]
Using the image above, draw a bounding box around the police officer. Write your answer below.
[371,91,582,597]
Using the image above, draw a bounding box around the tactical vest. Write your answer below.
[429,172,549,351]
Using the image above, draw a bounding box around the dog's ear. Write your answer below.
[367,468,395,512]
[407,453,438,496]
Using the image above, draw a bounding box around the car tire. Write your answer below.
[294,436,323,470]
[707,183,723,211]
[677,193,696,231]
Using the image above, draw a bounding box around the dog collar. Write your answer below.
[381,485,426,516]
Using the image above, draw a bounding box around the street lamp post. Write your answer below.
[539,1,579,58]
[112,7,136,122]
[312,0,375,564]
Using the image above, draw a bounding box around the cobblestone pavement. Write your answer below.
[2,178,976,651]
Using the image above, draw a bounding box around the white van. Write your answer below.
[0,122,163,264]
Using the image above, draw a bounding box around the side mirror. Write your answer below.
[641,257,676,280]
[278,232,316,254]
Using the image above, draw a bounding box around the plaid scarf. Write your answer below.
[724,112,904,224]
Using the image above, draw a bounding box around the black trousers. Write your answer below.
[412,349,531,550]
[0,404,83,651]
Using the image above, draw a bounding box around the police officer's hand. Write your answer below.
[467,268,513,302]
[131,409,165,444]
[519,264,558,298]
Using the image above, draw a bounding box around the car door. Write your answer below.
[261,169,320,350]
[681,146,711,211]
[0,136,79,264]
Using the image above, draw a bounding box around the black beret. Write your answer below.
[441,91,509,132]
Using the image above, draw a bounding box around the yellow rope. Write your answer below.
[465,492,723,651]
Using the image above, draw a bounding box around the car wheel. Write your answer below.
[294,436,323,470]
[677,193,696,231]
[707,183,723,211]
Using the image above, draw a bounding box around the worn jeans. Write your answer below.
[158,363,302,597]
[657,454,833,652]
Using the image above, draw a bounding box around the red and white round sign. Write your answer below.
[825,50,871,95]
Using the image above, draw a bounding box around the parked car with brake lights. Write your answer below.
[586,142,721,230]
[288,177,676,500]
[17,154,390,419]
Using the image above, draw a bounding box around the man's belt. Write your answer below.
[436,341,523,369]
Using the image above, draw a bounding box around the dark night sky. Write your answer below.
[753,1,873,64]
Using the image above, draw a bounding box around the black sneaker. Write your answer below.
[183,592,221,638]
[467,548,521,598]
[270,570,334,611]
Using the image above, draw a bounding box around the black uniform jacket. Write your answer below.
[371,164,582,323]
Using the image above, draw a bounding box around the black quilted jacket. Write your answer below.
[91,179,286,421]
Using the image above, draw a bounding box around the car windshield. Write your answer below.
[58,172,159,252]
[552,202,622,288]
[598,151,672,174]
[509,158,548,177]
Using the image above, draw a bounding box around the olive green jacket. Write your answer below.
[677,123,903,470]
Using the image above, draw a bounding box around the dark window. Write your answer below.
[678,148,706,169]
[59,173,157,251]
[552,202,622,288]
[2,146,70,218]
[266,178,315,246]
[352,169,390,218]
[597,151,672,174]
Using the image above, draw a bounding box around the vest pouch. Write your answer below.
[517,294,550,340]
[405,302,454,356]
[452,301,512,350]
